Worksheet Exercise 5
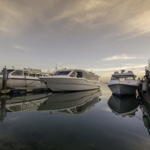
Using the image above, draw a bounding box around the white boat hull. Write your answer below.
[108,84,137,95]
[0,76,47,89]
[40,77,101,92]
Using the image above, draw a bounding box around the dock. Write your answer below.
[0,88,51,96]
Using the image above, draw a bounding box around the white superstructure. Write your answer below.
[108,70,138,95]
[0,68,49,89]
[39,69,101,92]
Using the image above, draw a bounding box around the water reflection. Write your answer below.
[0,89,101,122]
[38,89,101,114]
[0,93,52,122]
[140,103,150,135]
[108,94,139,117]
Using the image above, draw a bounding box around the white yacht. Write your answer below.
[108,70,138,95]
[0,68,48,89]
[39,69,101,92]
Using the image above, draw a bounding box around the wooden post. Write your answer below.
[2,67,7,90]
[0,99,6,123]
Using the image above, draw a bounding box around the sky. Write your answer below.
[0,0,150,82]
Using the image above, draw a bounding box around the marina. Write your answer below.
[0,60,150,150]
[0,1,150,149]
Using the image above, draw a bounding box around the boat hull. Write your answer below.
[108,84,137,95]
[0,77,47,89]
[40,77,101,92]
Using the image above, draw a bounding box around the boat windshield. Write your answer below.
[54,71,71,76]
[111,75,135,80]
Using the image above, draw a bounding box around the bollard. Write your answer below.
[2,67,7,90]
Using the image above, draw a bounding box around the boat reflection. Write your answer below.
[140,103,150,135]
[0,93,52,122]
[108,94,139,117]
[0,90,101,122]
[38,89,101,114]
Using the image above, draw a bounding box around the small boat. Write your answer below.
[108,70,138,95]
[39,69,101,92]
[0,68,50,89]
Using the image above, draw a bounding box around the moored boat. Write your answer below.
[0,68,50,89]
[108,70,138,95]
[39,69,101,92]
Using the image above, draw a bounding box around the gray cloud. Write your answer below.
[0,0,150,81]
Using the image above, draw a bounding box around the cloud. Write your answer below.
[86,64,146,72]
[14,45,28,51]
[103,54,138,61]
[0,0,150,39]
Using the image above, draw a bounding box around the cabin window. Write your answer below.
[126,76,134,80]
[119,78,125,82]
[111,76,118,80]
[36,74,42,77]
[11,70,23,76]
[77,72,82,78]
[24,72,28,76]
[54,71,71,75]
[29,74,35,77]
[82,71,99,81]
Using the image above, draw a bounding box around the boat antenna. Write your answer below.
[120,65,121,71]
[55,64,57,71]
[148,58,150,70]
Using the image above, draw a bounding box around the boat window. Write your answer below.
[126,76,134,80]
[24,72,28,76]
[111,76,118,80]
[119,78,125,82]
[29,74,35,77]
[82,71,99,81]
[77,72,82,78]
[11,70,23,76]
[54,71,71,76]
[36,74,42,77]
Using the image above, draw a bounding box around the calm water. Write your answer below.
[0,84,150,150]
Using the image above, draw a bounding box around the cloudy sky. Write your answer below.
[0,0,150,81]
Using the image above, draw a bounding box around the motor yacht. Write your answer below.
[39,69,101,92]
[108,70,138,95]
[0,68,49,89]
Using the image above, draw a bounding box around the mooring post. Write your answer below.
[2,67,7,90]
[0,99,6,123]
